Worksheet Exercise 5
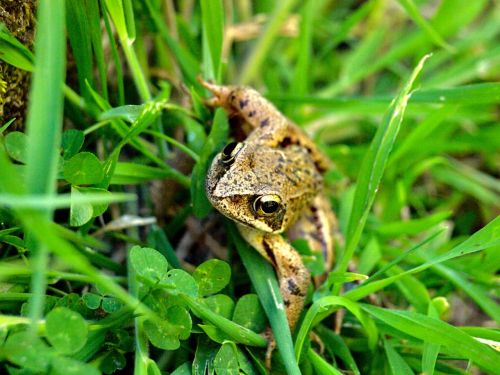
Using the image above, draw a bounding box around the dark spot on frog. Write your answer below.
[248,110,256,117]
[284,299,291,307]
[260,118,269,127]
[263,240,277,266]
[239,98,249,109]
[287,278,303,296]
[280,136,292,148]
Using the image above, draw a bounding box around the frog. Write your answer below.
[201,79,335,346]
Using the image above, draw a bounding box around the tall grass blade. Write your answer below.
[333,55,431,293]
[23,0,66,329]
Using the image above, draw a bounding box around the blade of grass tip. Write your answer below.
[23,0,66,332]
[332,54,431,295]
[0,24,34,71]
[227,224,301,375]
[397,0,455,53]
[238,0,299,85]
[201,0,224,81]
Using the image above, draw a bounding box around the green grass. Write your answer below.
[0,0,499,374]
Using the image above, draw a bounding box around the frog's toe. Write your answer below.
[263,327,277,370]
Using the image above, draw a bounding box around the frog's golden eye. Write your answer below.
[221,141,243,164]
[253,195,282,216]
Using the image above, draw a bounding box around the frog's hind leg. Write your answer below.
[199,78,288,132]
[237,224,310,331]
[287,193,336,277]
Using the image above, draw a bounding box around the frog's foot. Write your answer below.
[197,77,232,108]
[263,327,277,369]
[310,331,325,354]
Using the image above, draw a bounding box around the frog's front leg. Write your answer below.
[237,224,310,330]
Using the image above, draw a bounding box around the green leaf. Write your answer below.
[0,24,34,71]
[171,362,192,375]
[193,259,231,296]
[214,342,239,375]
[50,356,100,375]
[384,339,414,375]
[99,349,126,373]
[82,293,102,310]
[64,152,104,185]
[70,186,93,227]
[3,331,52,371]
[61,129,84,160]
[129,246,169,283]
[183,295,267,348]
[162,269,199,297]
[205,294,235,319]
[144,305,192,350]
[4,131,28,163]
[46,307,88,354]
[232,294,267,333]
[99,104,145,123]
[102,297,123,313]
[362,305,500,374]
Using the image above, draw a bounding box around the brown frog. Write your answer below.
[202,80,335,338]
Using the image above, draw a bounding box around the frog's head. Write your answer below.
[206,142,319,233]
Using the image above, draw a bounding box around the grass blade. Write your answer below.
[23,0,66,329]
[238,0,298,84]
[228,224,301,375]
[295,296,378,361]
[201,0,224,81]
[333,54,431,293]
[384,339,414,375]
[362,305,500,374]
[397,0,455,52]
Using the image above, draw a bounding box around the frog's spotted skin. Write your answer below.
[201,80,330,172]
[202,79,335,340]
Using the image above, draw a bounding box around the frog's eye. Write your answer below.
[253,195,282,216]
[221,141,243,164]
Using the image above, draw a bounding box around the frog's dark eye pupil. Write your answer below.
[221,142,243,164]
[262,200,279,213]
[253,195,282,216]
